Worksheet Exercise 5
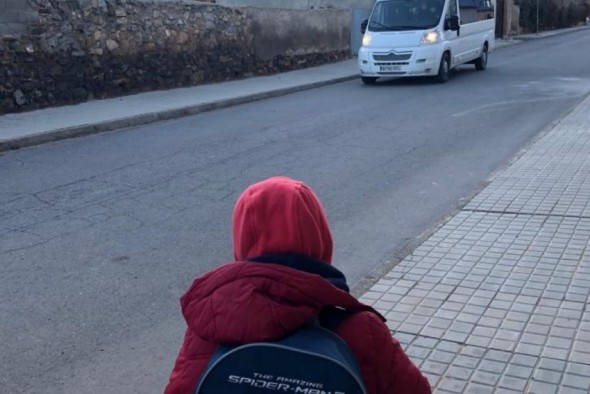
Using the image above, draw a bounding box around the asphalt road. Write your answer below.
[1,30,590,393]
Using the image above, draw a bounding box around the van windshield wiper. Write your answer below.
[369,21,402,30]
[369,22,428,31]
[394,25,429,29]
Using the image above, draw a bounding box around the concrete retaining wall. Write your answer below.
[249,8,350,60]
[0,0,38,36]
[216,0,374,10]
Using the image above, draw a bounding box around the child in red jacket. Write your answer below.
[165,176,431,394]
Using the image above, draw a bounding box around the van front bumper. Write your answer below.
[358,45,442,77]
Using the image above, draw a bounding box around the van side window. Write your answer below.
[458,0,495,24]
[448,0,458,18]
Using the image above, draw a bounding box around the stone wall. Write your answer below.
[0,0,351,114]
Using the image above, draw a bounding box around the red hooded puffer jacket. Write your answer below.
[164,176,431,394]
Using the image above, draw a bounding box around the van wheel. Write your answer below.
[436,52,451,83]
[361,76,378,85]
[475,45,488,70]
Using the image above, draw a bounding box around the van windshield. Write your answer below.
[368,0,445,31]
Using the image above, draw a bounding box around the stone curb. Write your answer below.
[0,74,358,153]
[510,24,590,41]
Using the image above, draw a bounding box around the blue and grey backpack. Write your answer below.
[195,311,367,394]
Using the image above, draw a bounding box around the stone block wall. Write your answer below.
[0,0,351,114]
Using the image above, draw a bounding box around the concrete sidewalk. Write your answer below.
[360,93,590,393]
[0,59,360,151]
[1,23,587,152]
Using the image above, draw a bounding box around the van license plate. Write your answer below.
[380,65,401,72]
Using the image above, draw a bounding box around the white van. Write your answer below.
[358,0,495,83]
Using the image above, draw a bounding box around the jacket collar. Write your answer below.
[246,253,349,292]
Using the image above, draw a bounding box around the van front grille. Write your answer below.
[373,52,412,61]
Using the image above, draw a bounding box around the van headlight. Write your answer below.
[362,33,372,46]
[421,30,440,44]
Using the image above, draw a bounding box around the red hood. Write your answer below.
[180,262,373,344]
[232,176,333,263]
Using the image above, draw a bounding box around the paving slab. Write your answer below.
[361,94,590,392]
[465,98,590,218]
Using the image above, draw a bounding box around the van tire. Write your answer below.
[475,45,488,71]
[362,76,378,85]
[436,52,451,83]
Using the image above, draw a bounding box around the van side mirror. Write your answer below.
[445,15,460,31]
[361,19,368,34]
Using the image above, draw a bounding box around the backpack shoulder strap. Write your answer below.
[318,307,355,332]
